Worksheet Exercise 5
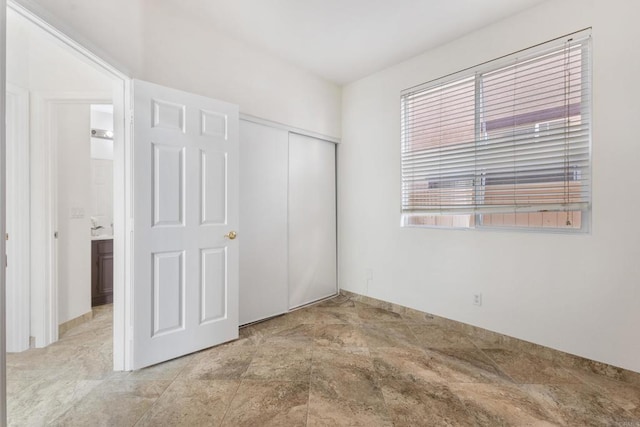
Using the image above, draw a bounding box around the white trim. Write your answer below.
[240,113,341,144]
[5,83,30,352]
[1,0,8,422]
[113,78,132,371]
[29,93,53,347]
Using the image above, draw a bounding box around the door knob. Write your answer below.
[224,231,237,240]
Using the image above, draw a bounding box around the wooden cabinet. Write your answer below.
[91,239,113,306]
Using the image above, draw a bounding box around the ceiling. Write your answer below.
[173,0,549,84]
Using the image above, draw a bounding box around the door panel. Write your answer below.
[133,80,238,369]
[152,251,184,336]
[201,151,227,225]
[239,120,288,325]
[152,145,184,226]
[288,133,337,309]
[201,247,227,323]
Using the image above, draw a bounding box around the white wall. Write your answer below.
[90,155,114,234]
[90,107,114,160]
[14,0,144,77]
[56,104,92,324]
[339,0,640,373]
[20,0,342,139]
[90,105,114,236]
[6,9,115,92]
[5,5,28,89]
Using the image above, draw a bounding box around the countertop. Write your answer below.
[91,235,113,241]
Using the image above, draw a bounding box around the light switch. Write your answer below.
[70,207,86,219]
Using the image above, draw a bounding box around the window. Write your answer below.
[401,31,591,231]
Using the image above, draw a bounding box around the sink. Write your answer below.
[90,216,112,240]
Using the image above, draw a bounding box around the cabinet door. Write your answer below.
[239,120,289,325]
[97,248,113,300]
[92,239,113,306]
[288,133,337,309]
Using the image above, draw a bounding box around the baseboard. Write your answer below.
[58,310,93,337]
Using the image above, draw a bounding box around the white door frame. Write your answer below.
[7,1,133,371]
[5,83,30,352]
[1,0,8,422]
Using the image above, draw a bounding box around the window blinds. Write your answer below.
[401,32,591,216]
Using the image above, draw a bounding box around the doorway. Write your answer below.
[89,104,115,308]
[5,1,129,370]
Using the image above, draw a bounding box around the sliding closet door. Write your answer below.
[239,120,289,324]
[288,133,337,309]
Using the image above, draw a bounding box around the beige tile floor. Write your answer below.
[7,295,640,426]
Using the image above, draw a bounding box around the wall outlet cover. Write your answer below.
[473,293,482,306]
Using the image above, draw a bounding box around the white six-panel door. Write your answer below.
[132,80,239,369]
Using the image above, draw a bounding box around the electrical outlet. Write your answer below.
[473,293,482,306]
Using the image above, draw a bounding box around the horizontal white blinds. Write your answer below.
[401,33,591,215]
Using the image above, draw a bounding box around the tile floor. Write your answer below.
[6,295,640,426]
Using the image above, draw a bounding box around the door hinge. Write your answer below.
[5,233,8,241]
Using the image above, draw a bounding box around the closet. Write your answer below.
[239,120,337,325]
